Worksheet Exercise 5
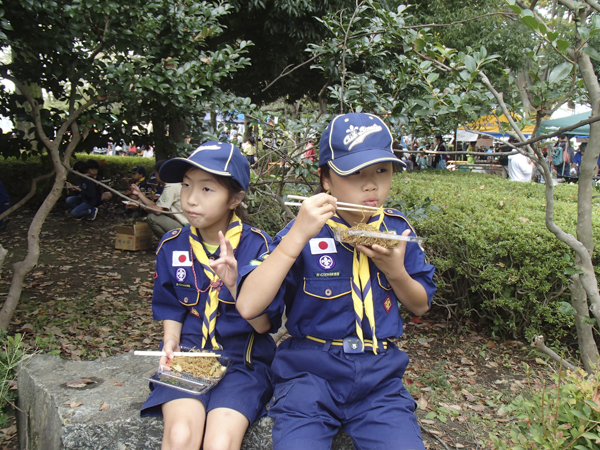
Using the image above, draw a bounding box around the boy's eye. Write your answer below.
[377,168,388,173]
[203,187,212,192]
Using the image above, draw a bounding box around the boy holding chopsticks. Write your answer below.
[236,112,436,450]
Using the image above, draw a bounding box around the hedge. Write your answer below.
[391,170,600,342]
[0,154,156,205]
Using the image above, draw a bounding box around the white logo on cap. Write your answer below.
[190,145,222,158]
[343,124,383,150]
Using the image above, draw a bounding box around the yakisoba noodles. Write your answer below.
[336,223,401,249]
[170,355,227,380]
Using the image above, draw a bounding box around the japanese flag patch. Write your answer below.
[172,251,192,266]
[309,238,337,254]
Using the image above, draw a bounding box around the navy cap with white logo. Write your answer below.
[159,141,250,191]
[319,113,403,176]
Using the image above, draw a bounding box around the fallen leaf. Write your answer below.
[462,389,476,402]
[480,185,485,190]
[497,406,509,417]
[468,404,486,412]
[518,216,529,223]
[0,424,17,437]
[66,379,97,389]
[99,402,110,411]
[63,401,83,408]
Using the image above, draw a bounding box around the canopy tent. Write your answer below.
[455,129,479,142]
[540,112,590,137]
[459,114,535,138]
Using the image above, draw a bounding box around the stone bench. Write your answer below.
[17,354,354,449]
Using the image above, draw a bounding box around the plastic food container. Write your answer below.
[144,354,232,395]
[332,227,426,249]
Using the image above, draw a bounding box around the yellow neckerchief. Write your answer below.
[326,207,385,354]
[189,213,243,350]
[135,176,146,185]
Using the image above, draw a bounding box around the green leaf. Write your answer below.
[564,266,583,275]
[426,73,439,83]
[414,38,426,52]
[548,62,572,84]
[521,16,539,32]
[557,301,577,316]
[547,31,559,42]
[556,39,570,52]
[465,55,476,73]
[583,46,600,62]
[507,4,521,14]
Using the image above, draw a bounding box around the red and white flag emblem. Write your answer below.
[309,238,337,254]
[172,251,192,266]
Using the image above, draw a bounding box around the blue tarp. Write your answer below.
[540,112,590,137]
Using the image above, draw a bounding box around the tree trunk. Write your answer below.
[571,274,598,372]
[151,116,169,161]
[0,167,66,329]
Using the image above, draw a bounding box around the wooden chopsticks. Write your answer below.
[285,195,380,213]
[134,351,221,357]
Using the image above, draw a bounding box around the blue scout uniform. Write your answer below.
[259,209,436,450]
[141,223,282,422]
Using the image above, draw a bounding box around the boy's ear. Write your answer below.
[229,191,246,210]
[318,167,331,191]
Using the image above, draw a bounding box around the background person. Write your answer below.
[508,150,535,182]
[129,160,189,238]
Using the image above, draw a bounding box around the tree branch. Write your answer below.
[0,170,56,222]
[62,163,179,215]
[532,335,578,371]
[584,0,600,12]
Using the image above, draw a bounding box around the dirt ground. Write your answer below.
[0,201,556,449]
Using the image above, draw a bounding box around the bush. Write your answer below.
[491,365,600,449]
[0,331,27,428]
[391,170,598,342]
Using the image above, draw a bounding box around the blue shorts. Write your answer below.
[268,338,424,450]
[140,332,276,423]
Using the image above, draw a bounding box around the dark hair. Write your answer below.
[435,135,443,141]
[155,159,167,171]
[183,166,249,223]
[73,161,88,173]
[86,159,99,170]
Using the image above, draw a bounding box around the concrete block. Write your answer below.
[17,353,354,449]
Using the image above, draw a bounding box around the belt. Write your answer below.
[305,335,387,354]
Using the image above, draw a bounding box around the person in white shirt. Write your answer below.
[130,160,189,238]
[508,152,535,182]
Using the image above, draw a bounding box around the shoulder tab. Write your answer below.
[156,228,183,255]
[250,227,271,253]
[383,208,404,217]
[383,208,417,235]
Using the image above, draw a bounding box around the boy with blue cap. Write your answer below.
[140,141,283,449]
[236,113,436,450]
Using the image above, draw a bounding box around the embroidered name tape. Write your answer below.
[309,238,337,254]
[172,251,192,266]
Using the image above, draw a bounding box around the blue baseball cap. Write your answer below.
[319,113,403,176]
[159,141,250,191]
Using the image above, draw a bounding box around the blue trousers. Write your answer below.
[66,196,93,218]
[268,338,425,450]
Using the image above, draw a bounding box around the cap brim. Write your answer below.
[327,150,405,176]
[159,158,233,184]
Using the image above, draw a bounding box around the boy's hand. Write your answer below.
[209,230,238,296]
[160,337,181,370]
[130,183,141,197]
[355,229,411,279]
[292,193,337,243]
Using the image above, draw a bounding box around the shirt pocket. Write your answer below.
[377,272,393,291]
[174,285,200,307]
[298,277,354,334]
